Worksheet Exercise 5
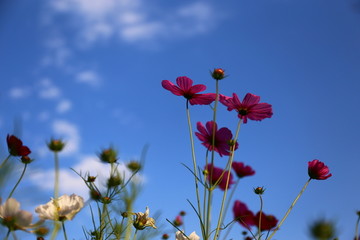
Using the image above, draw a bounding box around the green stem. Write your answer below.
[258,195,263,240]
[62,221,68,240]
[54,152,60,199]
[0,154,11,169]
[213,119,242,240]
[185,100,204,238]
[50,222,61,240]
[4,229,10,240]
[267,178,312,240]
[8,163,28,199]
[133,229,138,240]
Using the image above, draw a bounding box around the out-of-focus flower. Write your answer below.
[162,233,170,239]
[173,215,183,226]
[0,198,33,231]
[233,200,256,229]
[98,147,118,164]
[309,219,336,240]
[220,93,273,123]
[33,226,49,237]
[205,164,234,190]
[127,160,142,172]
[35,194,84,221]
[47,139,65,152]
[211,68,226,80]
[86,175,97,183]
[308,159,332,180]
[162,76,216,105]
[107,174,122,188]
[132,207,156,230]
[180,211,186,216]
[7,134,31,157]
[254,212,278,232]
[232,162,255,178]
[175,231,200,240]
[196,121,238,157]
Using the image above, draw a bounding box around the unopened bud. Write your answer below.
[254,186,265,195]
[47,139,65,152]
[127,161,141,172]
[211,68,226,80]
[162,234,170,239]
[99,148,118,163]
[21,156,33,164]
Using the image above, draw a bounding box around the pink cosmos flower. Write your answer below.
[195,121,238,157]
[254,211,278,232]
[232,162,255,178]
[233,200,256,229]
[308,159,332,180]
[205,164,234,190]
[6,135,31,157]
[219,93,273,123]
[162,76,216,105]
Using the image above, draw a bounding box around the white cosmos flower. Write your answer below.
[35,194,84,221]
[0,198,33,231]
[176,231,200,240]
[132,206,157,230]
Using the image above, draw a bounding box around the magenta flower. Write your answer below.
[205,164,234,190]
[232,162,255,178]
[161,76,216,105]
[254,211,278,232]
[220,93,273,123]
[308,159,332,180]
[6,135,31,157]
[233,200,256,229]
[195,121,238,157]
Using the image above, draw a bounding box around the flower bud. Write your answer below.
[21,156,33,164]
[102,196,112,204]
[211,68,226,80]
[34,226,49,237]
[127,161,141,172]
[47,139,65,152]
[179,211,186,216]
[86,176,97,183]
[162,234,170,239]
[99,148,118,163]
[254,186,265,195]
[107,175,122,188]
[90,189,102,201]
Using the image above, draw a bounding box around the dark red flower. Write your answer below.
[308,159,332,180]
[233,200,256,229]
[162,76,216,105]
[220,93,273,123]
[232,162,255,178]
[205,164,234,190]
[254,212,278,232]
[6,134,31,157]
[195,121,238,157]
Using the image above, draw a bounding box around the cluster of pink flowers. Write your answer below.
[161,70,333,239]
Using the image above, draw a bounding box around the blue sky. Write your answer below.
[1,0,360,239]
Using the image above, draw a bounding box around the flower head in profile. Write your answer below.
[254,211,278,232]
[205,164,234,190]
[175,231,200,240]
[132,207,157,230]
[220,93,273,123]
[232,162,255,178]
[47,138,65,152]
[308,159,332,180]
[162,76,216,105]
[0,198,34,231]
[195,121,238,157]
[35,194,84,221]
[233,200,256,229]
[6,134,31,157]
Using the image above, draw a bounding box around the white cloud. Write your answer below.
[52,120,80,155]
[41,35,72,67]
[57,99,72,113]
[38,78,61,99]
[29,155,143,199]
[9,87,31,99]
[46,0,217,45]
[76,70,101,87]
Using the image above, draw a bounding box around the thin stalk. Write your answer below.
[62,221,68,240]
[54,152,60,199]
[50,222,61,240]
[267,178,312,240]
[185,100,204,238]
[258,194,263,240]
[213,119,242,240]
[4,229,10,240]
[8,163,28,199]
[133,229,138,240]
[0,154,11,169]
